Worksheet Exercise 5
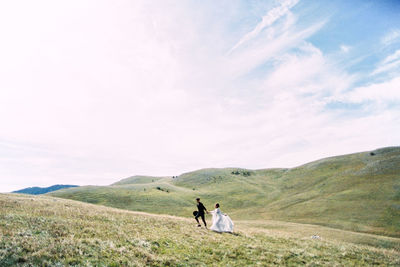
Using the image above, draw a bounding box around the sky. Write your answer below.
[0,0,399,192]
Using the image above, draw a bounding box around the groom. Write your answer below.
[195,198,208,228]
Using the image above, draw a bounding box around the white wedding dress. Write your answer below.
[210,208,234,233]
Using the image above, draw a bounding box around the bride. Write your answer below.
[210,203,234,233]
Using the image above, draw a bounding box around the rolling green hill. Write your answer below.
[111,176,165,186]
[50,147,400,237]
[1,194,399,266]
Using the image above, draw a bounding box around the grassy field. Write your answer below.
[1,194,400,266]
[51,147,400,237]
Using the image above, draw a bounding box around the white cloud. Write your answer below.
[372,49,400,75]
[229,0,299,53]
[340,45,351,53]
[262,42,353,96]
[382,49,400,64]
[335,76,400,104]
[381,29,400,46]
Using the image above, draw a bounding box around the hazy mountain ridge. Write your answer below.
[13,184,79,195]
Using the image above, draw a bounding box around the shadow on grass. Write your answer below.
[210,230,241,237]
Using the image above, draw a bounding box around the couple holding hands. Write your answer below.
[193,198,234,233]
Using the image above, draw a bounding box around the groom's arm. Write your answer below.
[203,204,209,214]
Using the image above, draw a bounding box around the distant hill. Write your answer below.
[111,175,164,185]
[13,184,79,195]
[50,147,400,237]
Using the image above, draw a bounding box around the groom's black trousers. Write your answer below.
[195,212,207,226]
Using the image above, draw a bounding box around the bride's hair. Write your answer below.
[215,203,220,208]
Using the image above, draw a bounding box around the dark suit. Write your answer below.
[195,202,207,226]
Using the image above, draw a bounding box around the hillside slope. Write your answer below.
[50,147,400,237]
[1,194,399,266]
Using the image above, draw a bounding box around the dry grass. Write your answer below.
[1,194,399,266]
